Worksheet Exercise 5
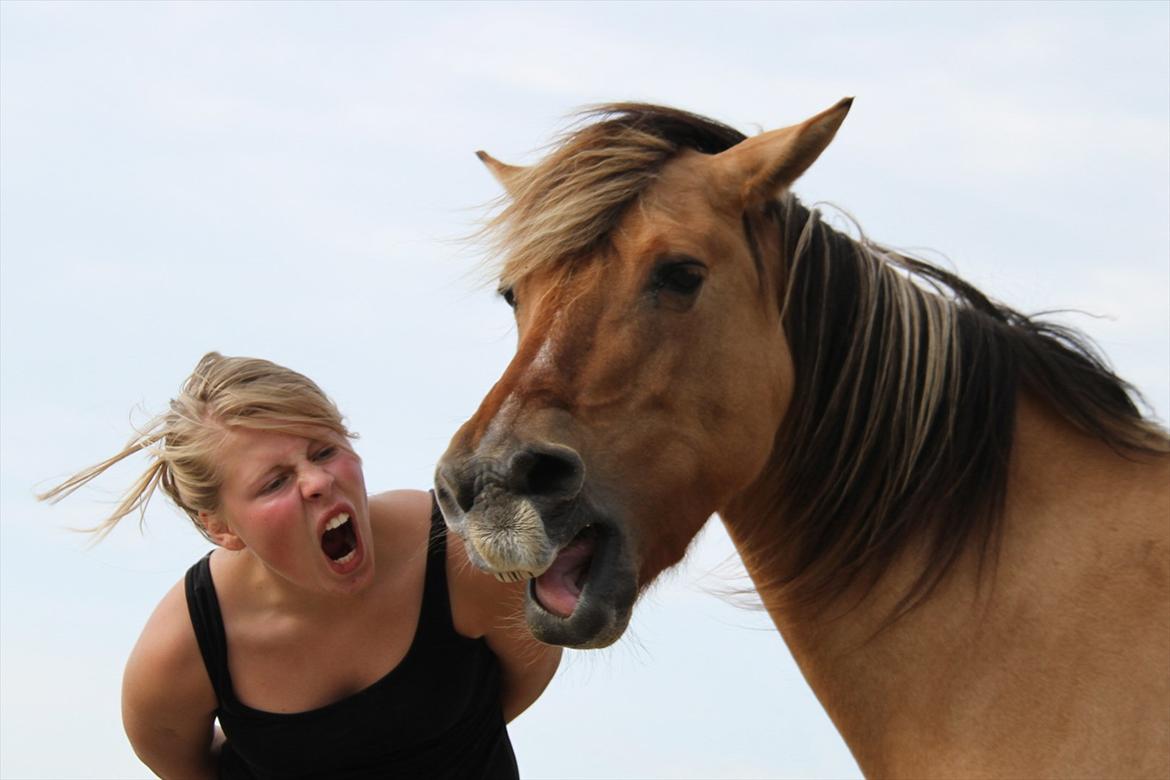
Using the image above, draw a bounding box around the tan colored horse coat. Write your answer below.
[437,100,1170,777]
[728,395,1169,777]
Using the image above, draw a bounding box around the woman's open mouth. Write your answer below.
[532,524,598,618]
[320,512,360,571]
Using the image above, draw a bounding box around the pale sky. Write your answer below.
[2,2,1167,778]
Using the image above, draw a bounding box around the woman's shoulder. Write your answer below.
[367,488,433,536]
[124,573,217,714]
[368,488,433,518]
[129,574,201,670]
[367,488,434,563]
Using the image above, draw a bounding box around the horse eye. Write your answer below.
[652,260,706,298]
[499,287,517,309]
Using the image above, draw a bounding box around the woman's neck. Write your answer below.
[213,548,372,620]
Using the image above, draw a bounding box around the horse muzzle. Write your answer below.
[434,441,638,648]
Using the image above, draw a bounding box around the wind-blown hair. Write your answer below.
[39,352,355,541]
[484,104,746,287]
[481,103,1170,613]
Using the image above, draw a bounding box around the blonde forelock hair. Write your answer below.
[484,104,746,288]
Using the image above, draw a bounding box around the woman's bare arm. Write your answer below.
[479,585,562,722]
[122,578,220,780]
[446,530,562,722]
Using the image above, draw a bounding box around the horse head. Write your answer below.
[435,100,851,648]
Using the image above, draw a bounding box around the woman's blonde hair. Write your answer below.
[38,352,355,541]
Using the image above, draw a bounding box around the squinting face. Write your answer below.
[206,427,373,597]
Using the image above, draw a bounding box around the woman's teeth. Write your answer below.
[321,513,357,562]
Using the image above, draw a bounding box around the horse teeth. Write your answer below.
[492,570,533,583]
[325,513,350,531]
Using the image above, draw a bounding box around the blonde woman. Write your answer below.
[41,352,560,779]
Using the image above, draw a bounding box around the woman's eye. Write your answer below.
[312,446,337,462]
[499,287,517,309]
[261,474,288,494]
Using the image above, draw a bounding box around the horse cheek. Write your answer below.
[710,321,793,503]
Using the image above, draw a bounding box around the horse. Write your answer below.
[434,100,1170,778]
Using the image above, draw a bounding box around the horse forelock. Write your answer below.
[482,103,746,287]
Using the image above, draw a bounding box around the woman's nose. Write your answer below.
[300,464,334,499]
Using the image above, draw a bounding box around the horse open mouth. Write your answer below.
[523,517,636,649]
[321,513,357,564]
[532,524,598,617]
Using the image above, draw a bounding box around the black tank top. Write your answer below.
[184,499,519,779]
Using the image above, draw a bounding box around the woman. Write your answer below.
[41,352,560,779]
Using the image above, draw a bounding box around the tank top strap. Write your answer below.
[412,492,459,644]
[184,552,236,707]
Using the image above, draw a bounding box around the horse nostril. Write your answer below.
[435,465,477,514]
[507,444,585,501]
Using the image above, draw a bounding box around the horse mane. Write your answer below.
[482,103,1170,616]
[753,200,1170,618]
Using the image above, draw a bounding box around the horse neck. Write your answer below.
[717,199,1170,774]
[721,393,1170,776]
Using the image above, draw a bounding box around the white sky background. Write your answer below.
[1,2,1167,778]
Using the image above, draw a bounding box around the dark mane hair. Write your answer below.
[484,103,1170,615]
[752,198,1167,617]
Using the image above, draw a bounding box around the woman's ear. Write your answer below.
[199,510,245,551]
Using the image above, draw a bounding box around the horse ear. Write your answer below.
[476,150,528,198]
[714,97,853,209]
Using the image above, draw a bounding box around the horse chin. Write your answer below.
[524,521,638,649]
